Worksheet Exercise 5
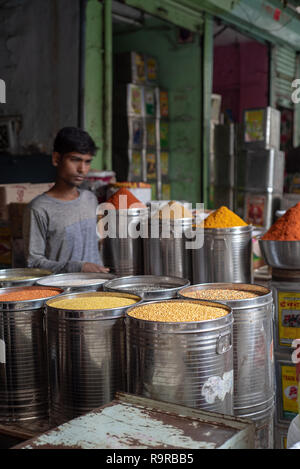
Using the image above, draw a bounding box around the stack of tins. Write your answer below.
[99,188,148,276]
[143,201,194,281]
[125,298,234,415]
[179,283,274,449]
[192,206,253,284]
[259,204,300,447]
[45,291,142,425]
[0,286,63,421]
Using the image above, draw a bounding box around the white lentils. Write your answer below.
[181,289,260,301]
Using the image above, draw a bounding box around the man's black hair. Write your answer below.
[53,127,97,156]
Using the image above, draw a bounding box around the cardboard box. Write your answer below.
[0,183,54,220]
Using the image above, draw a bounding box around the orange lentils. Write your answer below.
[0,287,62,302]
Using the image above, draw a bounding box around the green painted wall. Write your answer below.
[113,17,202,204]
[85,0,104,170]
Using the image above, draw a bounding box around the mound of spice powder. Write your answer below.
[0,287,62,302]
[204,206,247,229]
[106,188,146,209]
[153,201,193,220]
[262,202,300,241]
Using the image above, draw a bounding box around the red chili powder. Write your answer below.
[106,188,146,209]
[0,287,62,302]
[262,203,300,241]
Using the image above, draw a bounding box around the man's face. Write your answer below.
[53,152,93,187]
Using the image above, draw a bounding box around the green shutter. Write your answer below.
[273,45,296,110]
[124,0,204,33]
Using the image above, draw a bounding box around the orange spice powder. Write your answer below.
[0,287,62,302]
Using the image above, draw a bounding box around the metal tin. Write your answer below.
[178,283,274,411]
[36,272,115,293]
[275,351,298,425]
[14,392,255,449]
[243,107,281,150]
[101,208,148,276]
[46,291,142,424]
[212,123,235,188]
[0,268,52,287]
[235,399,274,449]
[244,148,285,193]
[103,275,190,301]
[0,286,63,422]
[126,299,234,415]
[211,186,235,212]
[143,217,194,281]
[244,191,281,230]
[270,271,300,351]
[192,225,253,284]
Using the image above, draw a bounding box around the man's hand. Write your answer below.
[82,262,110,273]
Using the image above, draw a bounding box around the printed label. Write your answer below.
[281,364,298,420]
[278,291,300,346]
[246,194,265,227]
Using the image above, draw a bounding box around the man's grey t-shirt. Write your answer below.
[23,189,102,273]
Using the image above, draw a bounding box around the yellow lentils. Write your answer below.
[181,289,260,301]
[48,294,138,310]
[128,301,228,322]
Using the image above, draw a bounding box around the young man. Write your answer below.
[23,127,109,273]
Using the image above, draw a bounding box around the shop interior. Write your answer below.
[0,1,299,450]
[112,1,203,204]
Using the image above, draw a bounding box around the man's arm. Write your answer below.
[23,205,84,273]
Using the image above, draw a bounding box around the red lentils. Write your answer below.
[0,287,62,302]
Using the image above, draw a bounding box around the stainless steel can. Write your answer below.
[0,268,52,287]
[178,283,275,449]
[101,208,148,276]
[192,225,253,284]
[126,299,234,415]
[0,286,63,421]
[143,217,194,281]
[178,283,274,410]
[36,272,115,293]
[103,274,190,302]
[236,398,274,449]
[46,291,142,424]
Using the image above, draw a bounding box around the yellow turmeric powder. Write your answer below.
[204,206,247,229]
